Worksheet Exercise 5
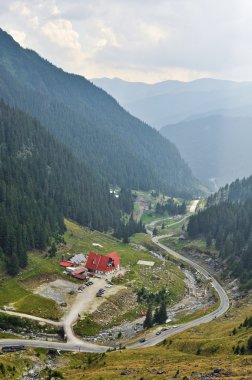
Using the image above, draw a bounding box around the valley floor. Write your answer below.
[1,199,245,379]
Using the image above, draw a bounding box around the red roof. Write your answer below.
[60,261,73,267]
[85,251,120,272]
[72,267,86,275]
[71,273,86,280]
[106,252,120,268]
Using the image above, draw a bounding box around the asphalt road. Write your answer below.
[0,338,108,352]
[130,213,230,349]
[0,201,229,352]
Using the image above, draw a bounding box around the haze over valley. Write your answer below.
[94,78,252,189]
[1,1,252,379]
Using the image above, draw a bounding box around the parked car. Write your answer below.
[156,330,161,335]
[86,281,93,286]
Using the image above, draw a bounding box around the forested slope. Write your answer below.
[207,176,252,205]
[0,29,201,197]
[188,175,252,288]
[0,101,121,275]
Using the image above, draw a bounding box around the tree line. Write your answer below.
[156,198,186,216]
[0,101,123,275]
[188,176,252,289]
[0,28,202,198]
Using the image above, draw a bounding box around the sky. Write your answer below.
[1,0,252,83]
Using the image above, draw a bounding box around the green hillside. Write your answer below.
[0,28,201,198]
[0,100,121,275]
[188,175,252,289]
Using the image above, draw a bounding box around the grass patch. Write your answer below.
[0,278,28,306]
[141,211,163,225]
[14,294,61,320]
[160,236,218,258]
[0,220,159,321]
[63,220,154,268]
[74,316,102,337]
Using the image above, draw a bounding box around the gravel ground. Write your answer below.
[34,279,78,304]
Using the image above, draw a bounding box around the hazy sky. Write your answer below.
[1,0,252,83]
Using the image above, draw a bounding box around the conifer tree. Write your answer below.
[143,305,153,329]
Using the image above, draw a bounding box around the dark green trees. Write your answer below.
[187,176,252,288]
[0,100,121,275]
[143,302,168,329]
[118,188,134,214]
[154,302,168,324]
[143,306,153,329]
[113,215,145,242]
[0,28,201,198]
[153,227,158,236]
[156,198,186,216]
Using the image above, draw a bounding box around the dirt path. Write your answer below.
[0,310,62,326]
[0,199,230,352]
[63,277,126,343]
[133,195,149,222]
[0,275,126,345]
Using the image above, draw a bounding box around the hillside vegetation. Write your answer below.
[0,29,201,198]
[1,296,251,379]
[188,176,252,289]
[0,100,122,275]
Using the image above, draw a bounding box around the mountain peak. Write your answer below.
[0,28,202,197]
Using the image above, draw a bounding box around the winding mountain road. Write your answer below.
[130,199,229,348]
[130,234,229,348]
[0,200,229,352]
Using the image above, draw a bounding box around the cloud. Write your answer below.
[10,1,32,17]
[138,22,168,43]
[1,0,252,82]
[41,19,81,50]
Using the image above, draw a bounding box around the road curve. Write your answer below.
[0,338,108,353]
[130,207,230,349]
[0,202,229,352]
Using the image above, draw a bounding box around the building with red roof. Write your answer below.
[71,267,87,280]
[60,261,73,267]
[71,273,86,280]
[85,251,120,273]
[72,267,87,275]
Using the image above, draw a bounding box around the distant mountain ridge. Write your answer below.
[0,28,201,198]
[160,115,252,189]
[92,77,252,128]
